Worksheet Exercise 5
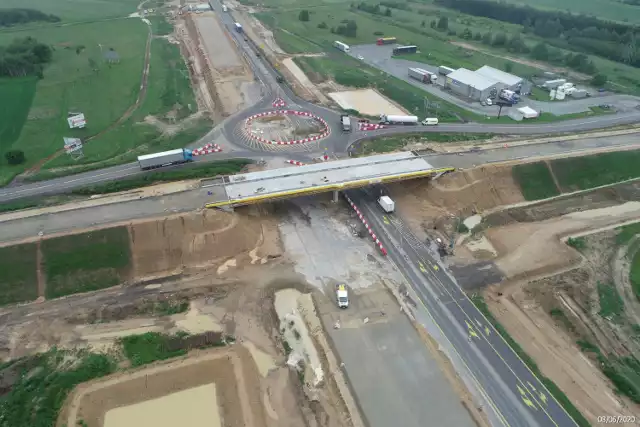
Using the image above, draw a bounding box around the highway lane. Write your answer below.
[348,189,580,427]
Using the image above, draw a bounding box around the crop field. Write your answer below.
[0,243,38,305]
[499,0,640,25]
[0,78,37,151]
[0,0,140,22]
[41,227,132,298]
[511,162,560,201]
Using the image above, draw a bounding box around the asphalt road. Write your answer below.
[348,189,579,427]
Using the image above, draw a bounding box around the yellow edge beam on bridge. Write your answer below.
[205,167,455,208]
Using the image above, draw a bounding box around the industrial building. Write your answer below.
[445,68,500,101]
[475,65,522,90]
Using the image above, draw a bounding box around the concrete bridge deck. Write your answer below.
[206,152,454,207]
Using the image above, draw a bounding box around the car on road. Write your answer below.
[357,55,364,60]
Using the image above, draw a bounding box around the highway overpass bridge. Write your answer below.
[205,152,453,208]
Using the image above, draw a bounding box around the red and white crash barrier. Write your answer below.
[272,97,286,108]
[245,110,330,145]
[359,123,384,131]
[192,143,222,156]
[285,160,305,166]
[343,194,388,256]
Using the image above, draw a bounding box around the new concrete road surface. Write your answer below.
[280,197,476,427]
[348,189,579,427]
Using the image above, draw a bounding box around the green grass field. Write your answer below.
[550,151,640,192]
[0,18,149,185]
[0,77,37,150]
[631,250,640,302]
[41,227,132,298]
[597,281,625,322]
[0,0,139,22]
[500,0,640,25]
[0,244,39,305]
[511,162,560,201]
[357,133,493,154]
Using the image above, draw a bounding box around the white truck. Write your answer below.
[137,148,193,170]
[222,4,227,11]
[379,114,418,125]
[334,41,350,53]
[336,284,349,308]
[378,195,395,213]
[408,68,437,84]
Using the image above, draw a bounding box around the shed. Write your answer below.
[475,65,522,89]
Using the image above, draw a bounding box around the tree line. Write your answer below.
[0,8,60,27]
[435,0,640,67]
[0,37,53,78]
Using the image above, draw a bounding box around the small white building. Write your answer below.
[475,65,523,90]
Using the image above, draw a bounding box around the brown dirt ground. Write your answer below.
[129,209,262,278]
[61,347,264,427]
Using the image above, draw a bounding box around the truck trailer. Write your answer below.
[340,114,351,132]
[378,196,395,213]
[334,41,350,53]
[376,37,397,45]
[499,89,519,103]
[137,148,193,170]
[542,79,566,89]
[408,68,437,83]
[392,45,417,55]
[234,22,242,33]
[379,114,418,125]
[438,65,455,75]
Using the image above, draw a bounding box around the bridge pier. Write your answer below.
[332,190,339,203]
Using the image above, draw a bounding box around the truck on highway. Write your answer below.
[222,4,227,11]
[378,196,395,213]
[379,114,418,125]
[137,148,193,170]
[334,40,350,53]
[234,22,242,33]
[438,65,455,75]
[408,67,437,84]
[336,284,349,308]
[340,114,351,132]
[422,117,438,126]
[393,45,417,55]
[376,37,397,45]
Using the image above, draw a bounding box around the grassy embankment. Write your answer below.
[356,133,494,154]
[512,150,640,201]
[0,4,203,185]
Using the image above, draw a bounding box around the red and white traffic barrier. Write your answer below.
[192,143,222,156]
[359,123,384,131]
[285,160,305,166]
[343,194,388,256]
[244,110,330,145]
[272,97,286,108]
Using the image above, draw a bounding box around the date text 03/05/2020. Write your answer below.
[597,416,637,424]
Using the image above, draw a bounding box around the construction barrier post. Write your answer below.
[332,190,339,203]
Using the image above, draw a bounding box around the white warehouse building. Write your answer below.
[475,65,523,90]
[445,68,501,101]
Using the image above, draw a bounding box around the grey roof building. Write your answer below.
[475,65,522,88]
[445,68,500,101]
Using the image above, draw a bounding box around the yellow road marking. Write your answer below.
[465,320,479,339]
[517,385,538,410]
[419,262,427,273]
[432,264,439,271]
[383,216,390,225]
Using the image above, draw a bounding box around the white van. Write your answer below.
[422,118,439,126]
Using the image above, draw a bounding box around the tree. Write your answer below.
[461,27,472,40]
[492,32,507,46]
[430,20,436,29]
[531,42,548,60]
[421,20,426,28]
[437,16,448,31]
[591,74,607,87]
[482,32,492,45]
[474,32,482,41]
[503,62,513,72]
[298,10,310,21]
[317,21,328,29]
[5,150,25,165]
[384,8,392,16]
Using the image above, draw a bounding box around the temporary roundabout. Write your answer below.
[244,109,330,147]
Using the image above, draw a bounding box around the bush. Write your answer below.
[317,21,328,29]
[5,149,25,165]
[298,9,309,21]
[566,237,586,251]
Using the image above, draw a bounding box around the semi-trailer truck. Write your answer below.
[137,148,193,170]
[376,37,397,45]
[379,114,418,125]
[438,65,455,75]
[393,45,417,55]
[408,68,437,83]
[499,89,519,103]
[334,41,350,53]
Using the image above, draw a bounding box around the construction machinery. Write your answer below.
[336,284,349,308]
